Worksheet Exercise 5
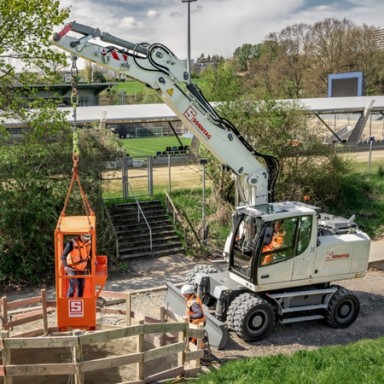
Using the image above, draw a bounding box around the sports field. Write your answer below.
[121,136,193,157]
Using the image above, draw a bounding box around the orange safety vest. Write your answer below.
[186,295,206,325]
[66,238,90,271]
[261,233,284,265]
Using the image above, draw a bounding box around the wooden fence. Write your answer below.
[0,289,205,384]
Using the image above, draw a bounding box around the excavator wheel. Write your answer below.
[185,264,219,306]
[325,285,360,328]
[230,293,275,341]
[226,292,254,329]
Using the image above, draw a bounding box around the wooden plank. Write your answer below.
[7,306,43,315]
[72,335,83,384]
[97,308,127,316]
[5,363,76,376]
[186,328,204,338]
[4,335,78,349]
[8,312,43,328]
[99,291,130,299]
[143,365,184,383]
[81,352,143,372]
[143,322,187,334]
[11,329,44,338]
[177,328,186,367]
[185,366,202,378]
[137,320,144,381]
[126,292,131,326]
[41,289,48,335]
[143,316,161,324]
[1,297,8,330]
[144,341,185,362]
[78,325,143,345]
[185,349,204,362]
[6,296,42,310]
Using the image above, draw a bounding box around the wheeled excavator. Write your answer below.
[52,22,371,349]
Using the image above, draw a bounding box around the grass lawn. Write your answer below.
[112,80,146,94]
[194,337,384,384]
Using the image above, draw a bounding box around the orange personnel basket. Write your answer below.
[55,214,108,331]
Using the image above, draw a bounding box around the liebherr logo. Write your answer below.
[184,106,211,140]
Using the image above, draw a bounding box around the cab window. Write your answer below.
[232,216,262,277]
[260,218,297,266]
[296,216,312,255]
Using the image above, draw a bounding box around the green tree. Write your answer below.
[198,61,241,102]
[0,1,123,286]
[204,97,350,209]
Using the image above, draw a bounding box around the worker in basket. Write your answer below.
[61,233,92,298]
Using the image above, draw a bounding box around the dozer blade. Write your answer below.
[165,281,228,350]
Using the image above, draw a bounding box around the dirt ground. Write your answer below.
[213,266,384,361]
[126,266,384,363]
[3,264,384,383]
[3,150,384,382]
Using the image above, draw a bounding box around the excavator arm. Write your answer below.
[52,21,279,205]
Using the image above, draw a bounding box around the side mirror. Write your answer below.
[263,227,273,245]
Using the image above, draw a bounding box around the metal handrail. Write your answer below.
[103,200,120,258]
[128,182,153,251]
[164,190,201,249]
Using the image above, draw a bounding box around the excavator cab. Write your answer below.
[55,214,107,331]
[229,204,317,285]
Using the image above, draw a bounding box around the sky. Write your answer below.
[58,0,384,61]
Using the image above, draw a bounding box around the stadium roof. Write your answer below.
[4,95,384,143]
[280,95,384,114]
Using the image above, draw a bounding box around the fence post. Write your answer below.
[1,297,8,330]
[126,293,131,326]
[72,331,84,384]
[160,307,166,346]
[136,320,144,381]
[41,289,48,335]
[178,321,187,367]
[1,330,11,384]
[195,324,204,368]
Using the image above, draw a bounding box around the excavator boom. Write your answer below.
[52,22,279,206]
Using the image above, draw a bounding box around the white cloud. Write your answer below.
[120,17,142,29]
[147,9,158,18]
[58,0,384,61]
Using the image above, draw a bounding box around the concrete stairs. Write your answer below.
[107,200,185,260]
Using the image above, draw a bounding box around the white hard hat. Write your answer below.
[181,284,194,295]
[81,234,91,241]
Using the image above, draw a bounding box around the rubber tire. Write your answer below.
[231,293,275,341]
[185,264,219,285]
[185,264,218,306]
[325,286,360,328]
[227,293,253,330]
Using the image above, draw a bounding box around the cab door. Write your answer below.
[291,215,316,281]
[256,218,297,286]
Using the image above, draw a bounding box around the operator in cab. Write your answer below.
[261,221,286,265]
